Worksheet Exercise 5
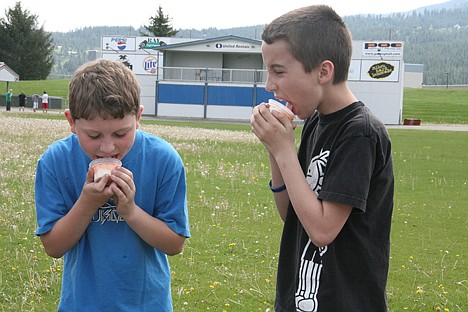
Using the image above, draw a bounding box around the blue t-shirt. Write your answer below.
[35,130,190,311]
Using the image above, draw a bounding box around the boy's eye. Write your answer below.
[268,65,284,76]
[86,131,128,139]
[115,132,127,138]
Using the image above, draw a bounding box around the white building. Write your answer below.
[404,63,424,88]
[99,36,405,124]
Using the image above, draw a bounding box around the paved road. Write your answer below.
[144,116,468,131]
[387,124,468,131]
[7,111,466,131]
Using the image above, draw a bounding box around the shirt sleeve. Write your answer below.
[318,136,376,212]
[155,157,191,238]
[35,154,68,235]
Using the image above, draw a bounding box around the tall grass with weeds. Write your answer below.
[0,112,466,311]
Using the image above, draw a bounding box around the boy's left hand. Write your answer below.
[108,167,137,218]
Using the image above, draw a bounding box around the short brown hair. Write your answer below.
[262,5,352,84]
[68,59,140,120]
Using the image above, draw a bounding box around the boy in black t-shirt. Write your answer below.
[251,5,394,312]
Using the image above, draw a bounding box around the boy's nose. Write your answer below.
[100,139,115,154]
[265,76,276,93]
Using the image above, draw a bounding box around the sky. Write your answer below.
[1,0,450,33]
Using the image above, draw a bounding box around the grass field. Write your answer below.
[2,80,468,124]
[0,80,70,100]
[0,111,466,311]
[403,88,468,124]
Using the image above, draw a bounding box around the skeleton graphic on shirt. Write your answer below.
[295,149,330,312]
[91,198,124,224]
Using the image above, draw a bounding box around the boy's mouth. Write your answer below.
[96,154,119,159]
[287,103,296,116]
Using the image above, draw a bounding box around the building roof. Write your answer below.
[153,35,261,51]
[0,62,20,82]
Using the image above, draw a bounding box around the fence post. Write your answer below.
[203,68,209,119]
[252,70,258,108]
[155,80,159,117]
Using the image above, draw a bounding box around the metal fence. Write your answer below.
[159,67,268,84]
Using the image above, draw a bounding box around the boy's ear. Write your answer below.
[136,105,144,129]
[64,109,77,134]
[318,60,334,83]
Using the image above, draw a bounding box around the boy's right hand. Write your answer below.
[80,167,116,210]
[251,103,296,157]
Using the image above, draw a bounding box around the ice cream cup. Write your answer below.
[268,99,295,120]
[89,158,122,182]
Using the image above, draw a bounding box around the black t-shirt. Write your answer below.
[19,93,26,106]
[275,102,394,312]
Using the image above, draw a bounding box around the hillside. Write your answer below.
[50,0,468,85]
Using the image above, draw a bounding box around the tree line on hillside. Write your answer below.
[344,9,468,85]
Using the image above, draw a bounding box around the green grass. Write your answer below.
[2,80,468,124]
[388,130,467,311]
[403,88,468,124]
[0,80,70,99]
[0,112,466,311]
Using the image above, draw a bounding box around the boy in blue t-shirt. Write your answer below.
[35,58,190,311]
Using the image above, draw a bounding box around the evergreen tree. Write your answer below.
[0,2,53,80]
[141,6,178,37]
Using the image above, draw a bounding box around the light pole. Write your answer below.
[445,72,449,89]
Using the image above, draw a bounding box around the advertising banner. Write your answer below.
[360,60,400,82]
[102,36,182,53]
[102,37,137,52]
[102,53,161,76]
[348,60,361,81]
[362,42,403,57]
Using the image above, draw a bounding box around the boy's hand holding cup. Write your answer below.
[267,99,295,121]
[89,158,122,184]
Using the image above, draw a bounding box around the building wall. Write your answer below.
[404,72,424,88]
[222,53,263,69]
[403,63,424,88]
[155,82,275,120]
[169,52,223,68]
[347,41,404,124]
[137,75,158,115]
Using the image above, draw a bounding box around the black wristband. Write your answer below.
[268,179,286,193]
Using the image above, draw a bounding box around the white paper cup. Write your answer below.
[268,99,294,120]
[89,158,122,182]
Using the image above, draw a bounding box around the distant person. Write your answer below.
[35,59,190,311]
[251,5,394,311]
[32,93,39,112]
[18,91,26,112]
[6,89,12,111]
[41,91,49,113]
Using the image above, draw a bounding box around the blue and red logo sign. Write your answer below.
[117,40,126,50]
[110,38,128,51]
